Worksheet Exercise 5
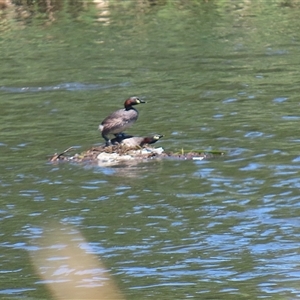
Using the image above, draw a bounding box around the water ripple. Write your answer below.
[0,82,130,93]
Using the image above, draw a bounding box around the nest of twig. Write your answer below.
[49,144,224,165]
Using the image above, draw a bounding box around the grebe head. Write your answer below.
[142,134,164,145]
[124,97,145,109]
[153,134,163,140]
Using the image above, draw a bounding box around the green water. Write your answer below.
[1,1,300,299]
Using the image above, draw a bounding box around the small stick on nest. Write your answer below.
[49,147,75,162]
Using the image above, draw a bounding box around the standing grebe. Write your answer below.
[111,134,163,148]
[99,97,145,145]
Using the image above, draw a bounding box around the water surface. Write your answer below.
[1,1,300,299]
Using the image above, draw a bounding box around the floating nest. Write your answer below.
[49,144,224,166]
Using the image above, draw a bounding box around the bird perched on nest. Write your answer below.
[111,134,163,148]
[99,96,145,146]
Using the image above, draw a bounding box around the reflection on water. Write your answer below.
[0,82,130,93]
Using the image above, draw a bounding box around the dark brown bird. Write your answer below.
[111,134,163,148]
[99,97,145,145]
